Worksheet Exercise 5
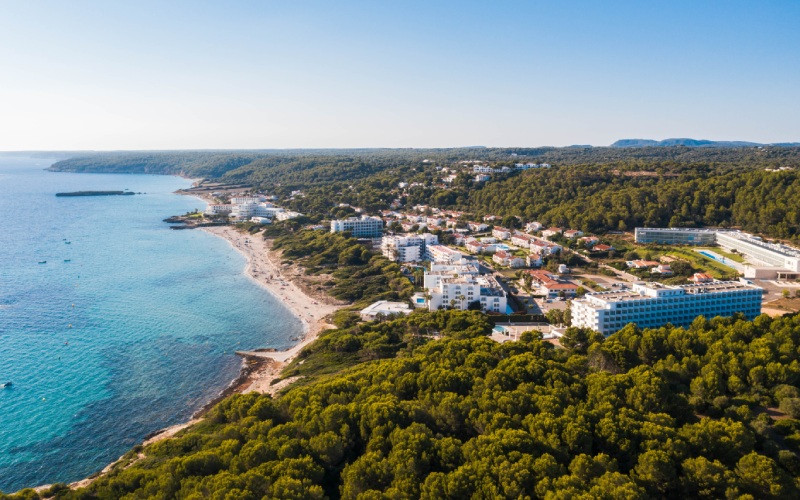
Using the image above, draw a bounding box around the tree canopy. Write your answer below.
[8,311,800,499]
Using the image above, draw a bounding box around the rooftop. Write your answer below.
[360,300,413,317]
[579,280,761,306]
[718,231,800,259]
[427,244,464,256]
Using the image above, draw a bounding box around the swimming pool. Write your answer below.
[698,250,738,269]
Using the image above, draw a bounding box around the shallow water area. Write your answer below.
[0,156,302,492]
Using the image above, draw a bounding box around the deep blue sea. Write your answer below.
[0,155,302,492]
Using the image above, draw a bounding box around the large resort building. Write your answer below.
[380,233,439,262]
[634,227,717,246]
[635,227,800,280]
[572,280,763,335]
[330,215,384,238]
[426,274,508,313]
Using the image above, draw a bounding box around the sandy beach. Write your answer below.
[202,225,339,342]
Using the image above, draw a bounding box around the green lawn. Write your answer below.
[660,247,739,280]
[697,246,746,263]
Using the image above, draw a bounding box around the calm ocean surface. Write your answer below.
[0,156,302,492]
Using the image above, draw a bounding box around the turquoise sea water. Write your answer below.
[0,156,302,492]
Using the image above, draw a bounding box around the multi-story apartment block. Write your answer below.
[426,244,468,263]
[634,227,717,245]
[231,203,287,220]
[511,233,533,247]
[423,263,480,288]
[230,196,265,205]
[715,231,800,274]
[330,216,383,238]
[204,204,234,216]
[426,274,507,313]
[492,227,511,240]
[381,233,439,262]
[571,280,763,335]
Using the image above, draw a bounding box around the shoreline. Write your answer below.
[45,191,342,494]
[130,223,342,444]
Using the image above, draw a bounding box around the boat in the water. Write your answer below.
[64,259,71,262]
[38,261,46,264]
[2,381,12,389]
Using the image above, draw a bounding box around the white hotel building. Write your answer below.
[426,274,507,313]
[381,233,439,262]
[715,231,800,278]
[426,244,468,264]
[330,216,384,238]
[572,280,763,335]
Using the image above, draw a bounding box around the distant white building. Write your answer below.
[473,165,494,173]
[423,262,481,289]
[205,204,234,216]
[527,253,543,267]
[465,238,497,254]
[571,280,763,335]
[493,250,525,268]
[511,233,534,247]
[425,273,507,313]
[426,244,468,264]
[230,196,265,205]
[381,233,438,262]
[467,222,489,232]
[331,216,383,238]
[530,239,562,255]
[525,222,543,233]
[231,202,284,220]
[492,227,511,240]
[634,227,800,279]
[360,300,413,321]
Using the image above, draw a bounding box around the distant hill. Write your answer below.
[611,138,800,148]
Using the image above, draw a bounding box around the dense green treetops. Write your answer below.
[7,311,800,499]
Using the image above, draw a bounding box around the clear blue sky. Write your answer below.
[1,0,798,150]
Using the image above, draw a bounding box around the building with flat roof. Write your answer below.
[426,244,468,264]
[571,279,763,335]
[331,215,383,238]
[381,233,438,262]
[426,274,507,313]
[634,227,717,245]
[359,300,413,321]
[716,231,800,274]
